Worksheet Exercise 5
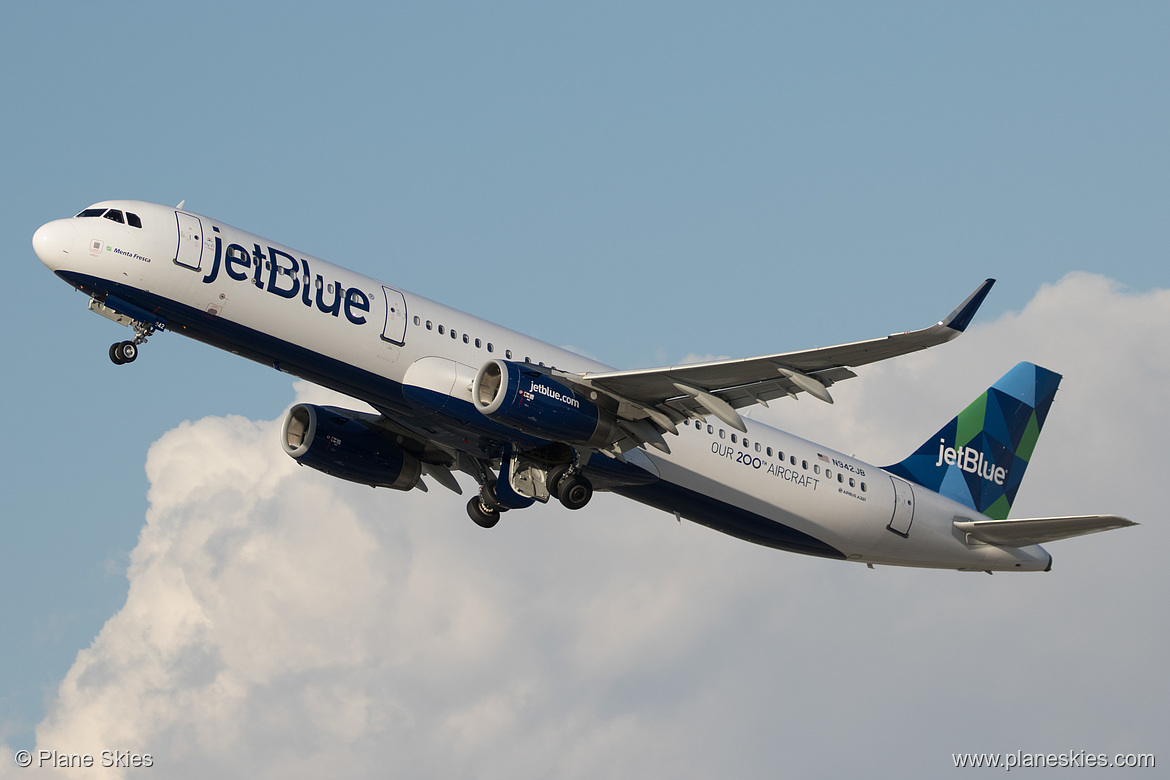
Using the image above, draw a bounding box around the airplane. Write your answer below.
[32,200,1135,572]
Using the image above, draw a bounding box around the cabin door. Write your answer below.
[887,477,915,536]
[174,211,204,271]
[381,286,408,346]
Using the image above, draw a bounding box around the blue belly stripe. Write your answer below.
[62,271,844,560]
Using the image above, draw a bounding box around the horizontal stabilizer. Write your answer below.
[953,514,1136,547]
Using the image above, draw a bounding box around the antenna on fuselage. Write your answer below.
[176,200,186,210]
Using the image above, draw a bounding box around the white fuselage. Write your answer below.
[34,200,1052,571]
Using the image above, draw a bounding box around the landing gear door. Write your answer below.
[174,212,204,271]
[887,476,915,537]
[381,286,407,346]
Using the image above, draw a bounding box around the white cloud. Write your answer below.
[7,273,1167,779]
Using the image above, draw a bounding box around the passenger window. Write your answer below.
[731,434,737,443]
[802,460,808,470]
[790,456,796,465]
[438,325,444,334]
[766,447,773,457]
[487,343,494,353]
[506,350,512,359]
[103,210,125,224]
[837,474,843,483]
[126,212,142,228]
[475,338,481,348]
[451,330,458,339]
[754,442,761,452]
[719,429,726,439]
[861,483,867,492]
[849,478,855,488]
[426,320,432,330]
[413,316,420,326]
[463,334,469,344]
[813,465,820,474]
[707,425,713,434]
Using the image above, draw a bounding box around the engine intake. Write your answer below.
[472,360,616,446]
[281,404,422,490]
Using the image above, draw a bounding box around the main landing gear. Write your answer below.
[463,463,595,528]
[467,481,505,529]
[467,495,502,529]
[552,470,593,511]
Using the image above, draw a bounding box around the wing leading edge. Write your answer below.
[552,279,996,453]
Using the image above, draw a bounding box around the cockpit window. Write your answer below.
[75,207,143,227]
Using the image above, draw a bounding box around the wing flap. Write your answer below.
[953,514,1136,546]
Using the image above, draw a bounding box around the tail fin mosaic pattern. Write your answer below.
[885,362,1062,520]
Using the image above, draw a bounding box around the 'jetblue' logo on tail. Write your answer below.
[886,362,1062,520]
[935,439,1006,485]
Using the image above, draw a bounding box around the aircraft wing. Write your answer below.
[953,514,1137,546]
[554,279,995,449]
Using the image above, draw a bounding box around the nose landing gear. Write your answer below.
[86,297,163,366]
[109,341,139,364]
[107,320,157,365]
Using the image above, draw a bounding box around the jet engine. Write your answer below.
[280,404,422,490]
[472,359,616,446]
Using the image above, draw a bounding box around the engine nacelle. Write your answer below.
[280,404,422,490]
[472,359,616,446]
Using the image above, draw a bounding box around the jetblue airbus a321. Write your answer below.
[33,201,1135,572]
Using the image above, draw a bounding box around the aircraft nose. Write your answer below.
[32,219,75,272]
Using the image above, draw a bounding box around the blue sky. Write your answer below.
[2,2,1167,776]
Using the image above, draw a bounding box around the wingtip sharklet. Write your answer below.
[942,278,996,333]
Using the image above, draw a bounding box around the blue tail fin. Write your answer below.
[885,362,1061,519]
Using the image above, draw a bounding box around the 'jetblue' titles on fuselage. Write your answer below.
[200,233,370,325]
